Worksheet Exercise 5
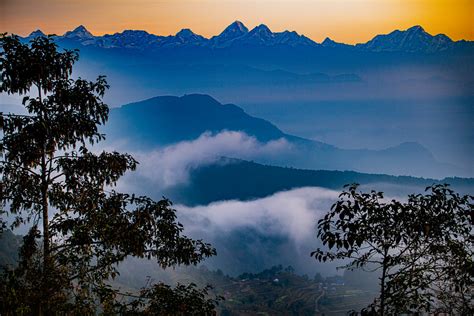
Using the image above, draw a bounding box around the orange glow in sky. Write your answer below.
[1,0,473,44]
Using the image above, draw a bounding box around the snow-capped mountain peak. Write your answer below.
[245,24,274,43]
[407,25,425,33]
[321,37,348,48]
[357,25,454,52]
[322,37,335,45]
[209,21,249,47]
[97,29,163,49]
[176,28,198,38]
[251,24,272,35]
[220,21,249,37]
[22,22,468,53]
[64,25,94,39]
[28,29,46,38]
[228,21,248,34]
[160,28,208,46]
[121,30,151,36]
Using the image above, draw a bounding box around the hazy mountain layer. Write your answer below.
[163,158,474,206]
[9,23,473,176]
[104,94,464,178]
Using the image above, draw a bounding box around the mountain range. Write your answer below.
[13,23,474,176]
[104,94,464,178]
[23,22,473,53]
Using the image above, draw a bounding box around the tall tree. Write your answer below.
[312,184,473,315]
[0,34,217,315]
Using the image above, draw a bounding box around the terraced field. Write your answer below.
[113,263,378,315]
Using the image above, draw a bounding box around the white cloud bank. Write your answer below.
[131,131,291,188]
[176,187,339,247]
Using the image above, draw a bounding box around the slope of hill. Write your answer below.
[164,158,474,206]
[104,94,464,178]
[105,94,285,146]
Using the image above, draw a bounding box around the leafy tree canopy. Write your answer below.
[0,34,218,315]
[312,184,473,315]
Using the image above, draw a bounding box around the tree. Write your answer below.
[312,184,473,315]
[313,272,323,283]
[0,34,218,314]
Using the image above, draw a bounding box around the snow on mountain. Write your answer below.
[245,24,274,43]
[64,25,94,40]
[28,29,46,38]
[62,25,97,46]
[273,30,316,47]
[321,37,350,48]
[210,21,249,47]
[210,23,317,47]
[160,29,208,47]
[20,23,471,53]
[357,25,453,52]
[222,21,249,37]
[98,30,164,49]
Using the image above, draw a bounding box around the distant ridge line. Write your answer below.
[22,22,474,53]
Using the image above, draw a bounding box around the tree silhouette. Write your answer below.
[0,34,218,315]
[312,184,473,315]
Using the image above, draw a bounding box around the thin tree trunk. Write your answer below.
[380,251,388,316]
[41,156,49,315]
[39,85,50,315]
[38,85,50,267]
[41,153,50,264]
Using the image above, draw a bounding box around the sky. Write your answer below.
[1,0,473,44]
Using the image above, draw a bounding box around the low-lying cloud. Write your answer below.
[130,131,291,188]
[174,187,340,275]
[178,187,339,247]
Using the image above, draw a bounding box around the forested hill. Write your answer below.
[106,94,286,146]
[0,230,22,267]
[164,158,474,205]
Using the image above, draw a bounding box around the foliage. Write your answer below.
[0,34,218,314]
[119,282,221,316]
[312,184,473,315]
[0,230,21,267]
[238,264,285,280]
